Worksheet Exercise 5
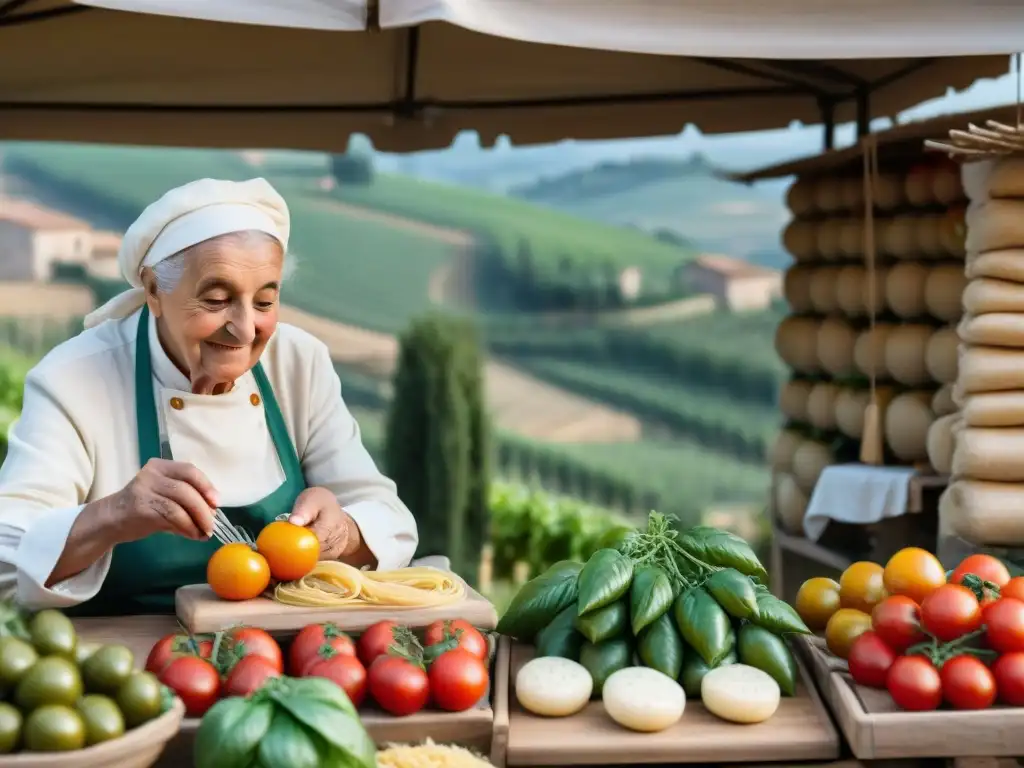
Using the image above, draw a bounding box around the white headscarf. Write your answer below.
[83,178,291,330]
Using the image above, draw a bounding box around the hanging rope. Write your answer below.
[859,133,884,465]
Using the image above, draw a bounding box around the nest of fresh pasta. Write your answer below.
[274,562,466,608]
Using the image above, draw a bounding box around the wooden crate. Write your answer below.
[792,635,1024,759]
[502,643,839,766]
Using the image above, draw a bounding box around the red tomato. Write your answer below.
[222,627,283,672]
[952,554,1011,590]
[145,634,213,674]
[289,623,357,676]
[424,620,489,662]
[307,654,368,708]
[886,655,942,711]
[1002,577,1024,603]
[920,584,982,642]
[427,649,489,712]
[158,656,221,717]
[871,596,926,653]
[222,655,280,698]
[940,655,996,710]
[368,655,429,716]
[982,598,1024,653]
[358,621,399,668]
[992,651,1024,705]
[847,631,898,689]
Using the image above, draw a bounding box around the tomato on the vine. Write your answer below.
[992,651,1024,705]
[368,655,429,716]
[886,655,942,711]
[940,655,996,710]
[428,648,489,712]
[1001,577,1024,603]
[158,655,221,716]
[358,621,400,667]
[289,623,356,676]
[306,653,367,707]
[920,584,982,642]
[952,554,1011,590]
[982,598,1024,653]
[221,627,283,673]
[145,633,212,674]
[871,595,926,653]
[846,631,897,689]
[222,654,280,698]
[424,620,488,662]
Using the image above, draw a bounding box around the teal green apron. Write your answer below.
[67,306,306,617]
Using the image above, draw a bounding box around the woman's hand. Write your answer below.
[288,487,360,561]
[108,458,218,543]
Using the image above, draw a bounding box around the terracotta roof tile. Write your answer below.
[0,199,90,231]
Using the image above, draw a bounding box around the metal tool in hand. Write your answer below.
[209,508,256,547]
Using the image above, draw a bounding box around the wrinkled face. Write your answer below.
[143,235,284,394]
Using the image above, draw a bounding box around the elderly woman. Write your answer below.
[0,178,418,615]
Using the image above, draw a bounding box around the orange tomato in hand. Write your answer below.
[208,543,271,601]
[882,547,946,605]
[256,521,320,582]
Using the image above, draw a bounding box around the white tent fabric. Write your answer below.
[79,0,367,29]
[381,0,1024,59]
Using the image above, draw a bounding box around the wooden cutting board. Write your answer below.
[175,581,499,634]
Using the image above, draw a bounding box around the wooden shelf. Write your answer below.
[774,527,854,572]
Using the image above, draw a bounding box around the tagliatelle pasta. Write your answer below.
[273,561,465,608]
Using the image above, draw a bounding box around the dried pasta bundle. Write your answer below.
[273,561,465,608]
[376,740,494,768]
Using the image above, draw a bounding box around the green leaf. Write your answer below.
[578,637,633,697]
[678,526,768,581]
[705,568,760,620]
[673,586,735,666]
[751,592,811,635]
[273,697,376,768]
[194,697,272,768]
[535,603,585,661]
[637,613,684,680]
[496,560,584,642]
[680,644,736,697]
[258,709,327,768]
[737,624,798,696]
[283,677,358,719]
[573,600,628,644]
[577,549,633,616]
[629,565,674,635]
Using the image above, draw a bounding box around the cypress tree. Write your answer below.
[384,313,491,586]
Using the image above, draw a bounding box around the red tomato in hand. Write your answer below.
[886,655,942,711]
[222,627,283,672]
[307,654,368,707]
[222,655,280,698]
[1001,577,1024,603]
[158,656,221,717]
[940,655,996,710]
[952,554,1011,589]
[920,584,982,642]
[424,620,488,662]
[992,651,1024,705]
[368,655,429,716]
[145,634,212,674]
[871,596,926,653]
[847,631,898,689]
[982,598,1024,653]
[428,649,489,712]
[289,623,357,676]
[358,621,399,667]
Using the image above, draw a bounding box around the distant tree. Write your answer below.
[331,151,375,186]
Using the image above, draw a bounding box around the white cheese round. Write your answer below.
[775,472,808,534]
[701,664,781,724]
[924,264,967,322]
[816,317,858,377]
[783,266,815,313]
[860,265,889,315]
[925,326,959,384]
[809,267,841,314]
[807,382,840,430]
[885,391,935,462]
[886,262,930,319]
[775,316,821,373]
[779,379,814,421]
[881,215,917,257]
[516,657,594,717]
[835,265,867,316]
[792,439,834,494]
[783,220,818,262]
[816,219,843,260]
[786,178,817,216]
[769,429,804,472]
[838,218,864,257]
[834,387,869,438]
[602,667,685,733]
[884,324,934,387]
[854,323,895,379]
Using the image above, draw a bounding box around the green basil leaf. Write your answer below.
[273,697,376,768]
[637,613,684,680]
[283,677,358,719]
[573,599,628,644]
[194,697,269,768]
[578,638,633,697]
[678,526,768,581]
[577,549,633,616]
[737,624,798,696]
[496,560,583,642]
[258,709,327,768]
[629,565,674,635]
[752,592,811,635]
[679,644,736,697]
[535,603,584,661]
[673,587,735,666]
[705,568,760,620]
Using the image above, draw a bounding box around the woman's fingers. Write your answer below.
[156,476,215,539]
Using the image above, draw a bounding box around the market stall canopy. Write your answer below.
[0,0,1019,152]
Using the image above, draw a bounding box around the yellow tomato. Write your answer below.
[882,547,946,605]
[207,543,271,601]
[795,577,842,631]
[839,561,888,614]
[825,608,873,660]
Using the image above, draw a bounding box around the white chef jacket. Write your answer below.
[0,308,418,610]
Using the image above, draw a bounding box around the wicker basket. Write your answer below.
[5,697,184,768]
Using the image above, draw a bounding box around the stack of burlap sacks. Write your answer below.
[772,159,968,535]
[938,157,1024,549]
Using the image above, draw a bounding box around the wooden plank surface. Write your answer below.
[794,634,1024,759]
[176,580,498,634]
[504,644,839,766]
